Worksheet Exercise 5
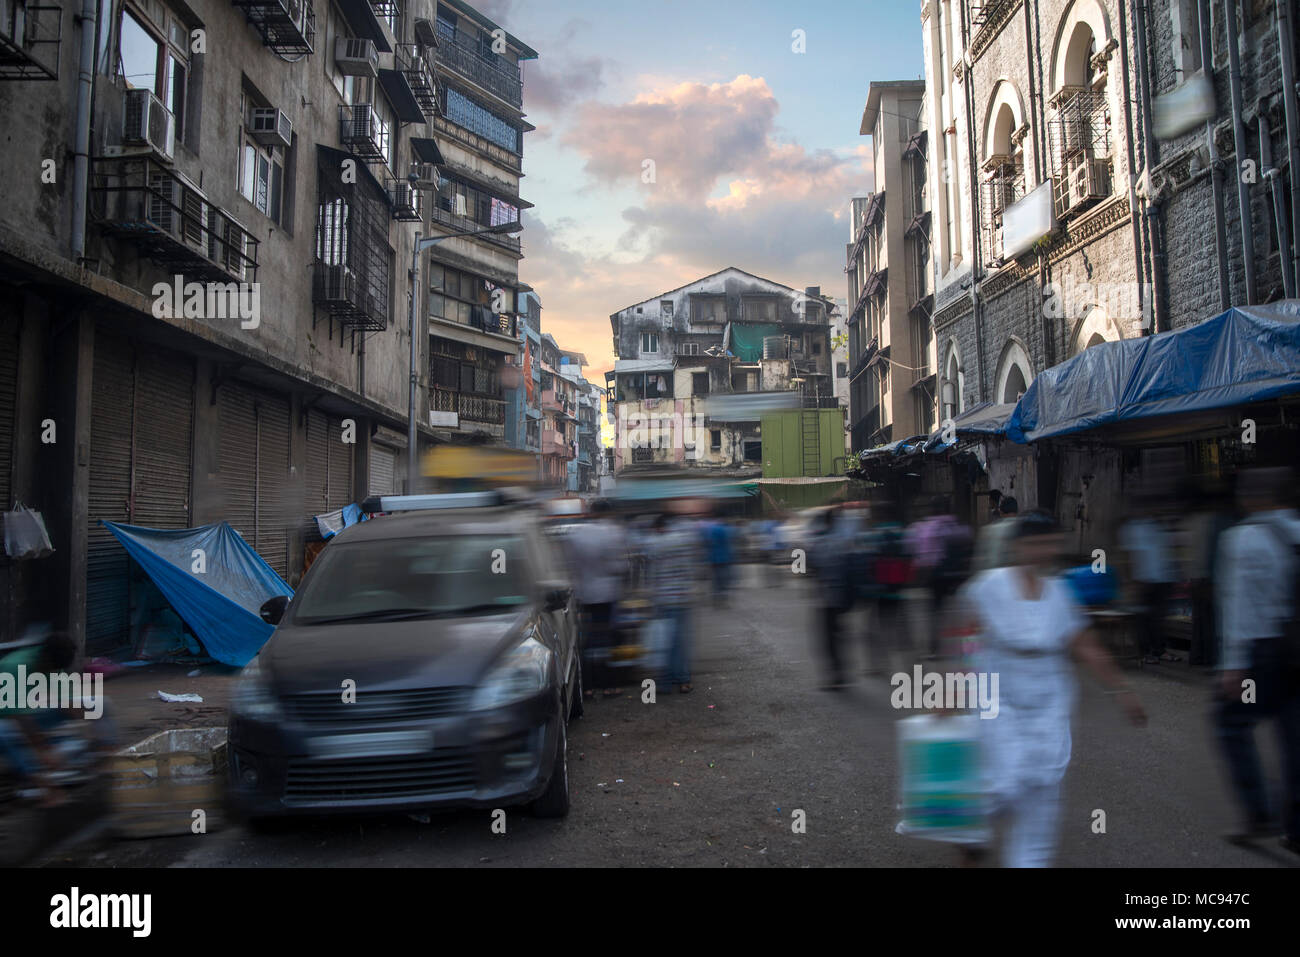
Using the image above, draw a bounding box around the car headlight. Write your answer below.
[231,654,281,721]
[470,636,554,711]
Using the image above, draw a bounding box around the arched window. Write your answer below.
[941,341,963,422]
[994,339,1033,405]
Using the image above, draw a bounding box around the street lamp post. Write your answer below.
[406,221,522,492]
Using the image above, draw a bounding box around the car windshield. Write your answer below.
[292,534,533,624]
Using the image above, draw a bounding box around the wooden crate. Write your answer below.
[109,728,227,838]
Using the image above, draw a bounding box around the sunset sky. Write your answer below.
[476,0,925,379]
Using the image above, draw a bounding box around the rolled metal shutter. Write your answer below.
[369,443,396,496]
[256,390,291,578]
[326,415,353,510]
[303,410,330,541]
[216,382,258,555]
[0,313,17,512]
[86,336,136,649]
[132,348,193,528]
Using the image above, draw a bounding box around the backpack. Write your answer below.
[872,525,914,589]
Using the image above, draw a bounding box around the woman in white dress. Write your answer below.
[959,509,1146,867]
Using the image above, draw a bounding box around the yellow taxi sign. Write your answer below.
[421,445,538,483]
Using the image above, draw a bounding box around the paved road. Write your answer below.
[76,565,1291,868]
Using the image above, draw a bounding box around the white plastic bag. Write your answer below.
[4,504,54,559]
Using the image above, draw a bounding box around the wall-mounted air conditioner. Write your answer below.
[145,168,183,240]
[319,264,356,300]
[335,37,379,77]
[249,108,293,149]
[121,89,175,162]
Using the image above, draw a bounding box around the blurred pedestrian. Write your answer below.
[960,510,1146,867]
[863,501,913,676]
[647,512,702,694]
[907,496,973,659]
[1180,480,1233,668]
[1213,467,1300,855]
[561,500,631,698]
[704,509,735,606]
[808,506,861,690]
[973,495,1019,572]
[1120,499,1181,664]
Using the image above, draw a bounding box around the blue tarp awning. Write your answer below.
[1007,302,1300,443]
[102,521,293,667]
[922,401,1017,452]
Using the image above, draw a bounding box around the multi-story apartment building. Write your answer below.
[608,267,839,477]
[505,289,541,461]
[0,0,535,649]
[574,378,601,493]
[538,332,575,487]
[846,80,935,454]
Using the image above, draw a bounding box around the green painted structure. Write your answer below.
[760,409,847,478]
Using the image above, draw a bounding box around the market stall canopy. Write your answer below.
[1006,303,1300,443]
[102,522,293,667]
[922,401,1017,451]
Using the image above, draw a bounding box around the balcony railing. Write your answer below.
[0,0,61,79]
[541,388,561,412]
[434,19,522,107]
[395,43,437,119]
[541,430,571,457]
[431,388,505,426]
[339,103,388,163]
[91,154,259,283]
[231,0,315,57]
[312,261,388,330]
[429,205,521,253]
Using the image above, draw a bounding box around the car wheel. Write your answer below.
[569,656,584,720]
[531,718,570,818]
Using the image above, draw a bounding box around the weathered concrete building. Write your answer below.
[847,79,935,453]
[916,0,1300,531]
[608,267,839,478]
[0,0,535,650]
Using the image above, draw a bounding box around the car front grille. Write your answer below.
[284,749,476,803]
[281,687,472,727]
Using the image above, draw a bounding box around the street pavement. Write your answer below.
[71,565,1292,868]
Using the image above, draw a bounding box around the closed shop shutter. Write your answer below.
[0,313,18,512]
[370,444,396,496]
[132,350,193,528]
[303,410,330,541]
[86,336,136,648]
[256,390,292,578]
[217,381,258,556]
[326,416,353,511]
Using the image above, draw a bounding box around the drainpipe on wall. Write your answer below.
[1118,0,1149,335]
[70,0,98,263]
[1134,0,1169,333]
[959,0,987,402]
[1259,109,1296,298]
[1276,0,1300,295]
[1224,0,1258,304]
[1200,0,1232,310]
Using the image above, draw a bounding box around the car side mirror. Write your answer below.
[260,595,289,626]
[541,584,571,612]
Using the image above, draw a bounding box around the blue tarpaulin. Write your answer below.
[102,521,293,667]
[1006,303,1300,443]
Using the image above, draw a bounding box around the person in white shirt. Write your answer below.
[1213,467,1300,855]
[958,509,1146,867]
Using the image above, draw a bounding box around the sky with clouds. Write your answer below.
[475,0,924,377]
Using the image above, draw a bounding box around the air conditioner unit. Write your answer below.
[179,183,209,254]
[145,168,183,239]
[319,264,355,300]
[281,0,308,32]
[122,89,175,162]
[341,103,378,142]
[409,161,439,188]
[391,182,421,219]
[249,108,292,149]
[335,37,379,77]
